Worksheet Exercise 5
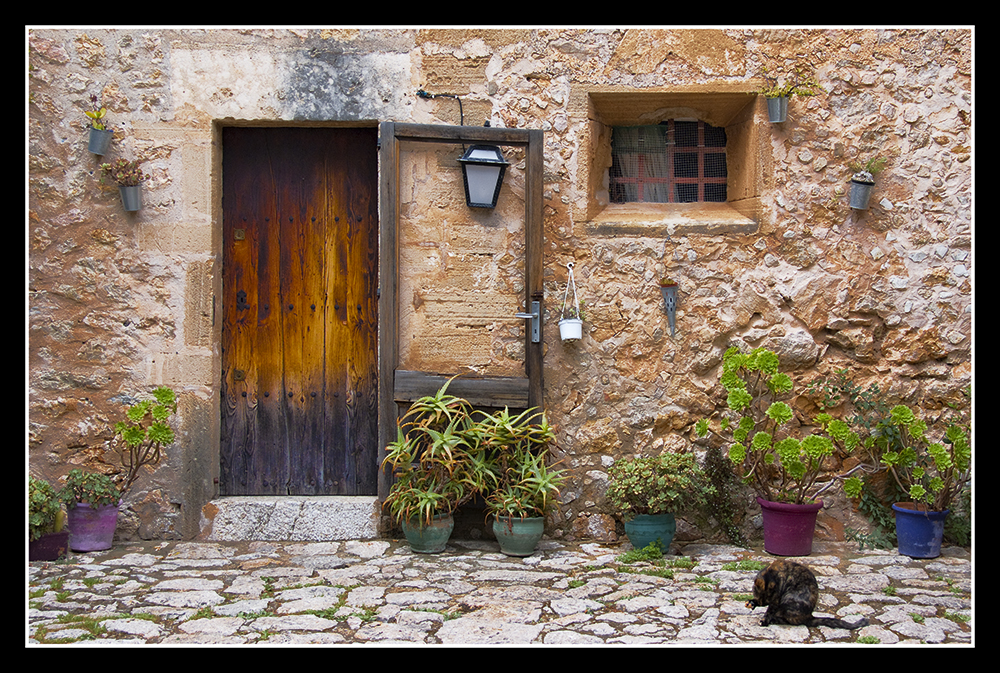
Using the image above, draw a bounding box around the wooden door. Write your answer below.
[221,126,379,496]
[377,123,544,501]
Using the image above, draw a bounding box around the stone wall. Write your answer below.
[27,28,972,544]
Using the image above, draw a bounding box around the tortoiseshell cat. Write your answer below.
[747,560,869,630]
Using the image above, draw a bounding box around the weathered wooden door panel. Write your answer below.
[221,127,378,496]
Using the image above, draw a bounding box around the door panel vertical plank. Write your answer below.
[345,128,380,495]
[253,130,287,494]
[221,128,260,495]
[325,131,349,494]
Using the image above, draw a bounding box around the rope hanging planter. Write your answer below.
[558,262,583,342]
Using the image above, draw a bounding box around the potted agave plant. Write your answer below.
[848,155,887,210]
[606,450,714,553]
[478,408,566,557]
[101,157,149,212]
[695,346,861,556]
[757,70,823,123]
[382,378,492,553]
[844,404,971,559]
[29,476,68,561]
[85,94,113,155]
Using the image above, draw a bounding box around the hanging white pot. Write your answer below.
[558,318,582,341]
[558,262,583,342]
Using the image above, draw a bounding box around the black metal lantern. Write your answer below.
[458,144,509,208]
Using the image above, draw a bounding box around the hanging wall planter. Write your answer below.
[766,96,789,123]
[101,158,149,212]
[85,95,113,155]
[119,185,142,212]
[658,278,679,337]
[757,72,823,124]
[88,128,114,156]
[847,156,886,210]
[557,262,584,342]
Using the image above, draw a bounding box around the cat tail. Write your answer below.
[807,616,869,630]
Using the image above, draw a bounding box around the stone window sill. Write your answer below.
[582,202,757,237]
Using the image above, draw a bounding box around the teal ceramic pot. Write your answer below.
[402,513,454,554]
[624,513,676,552]
[493,516,545,557]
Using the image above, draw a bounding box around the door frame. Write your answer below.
[377,122,545,501]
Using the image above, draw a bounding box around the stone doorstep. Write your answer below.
[199,496,381,542]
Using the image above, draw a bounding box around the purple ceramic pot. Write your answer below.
[757,497,822,556]
[66,502,119,552]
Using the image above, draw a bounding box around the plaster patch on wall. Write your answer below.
[280,51,412,121]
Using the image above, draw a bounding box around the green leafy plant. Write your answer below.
[100,158,148,187]
[757,68,824,99]
[846,404,970,513]
[109,386,177,496]
[606,451,715,519]
[658,277,678,287]
[29,476,65,542]
[849,155,887,184]
[477,407,566,520]
[59,468,121,508]
[559,299,586,322]
[381,378,491,527]
[694,346,861,505]
[85,94,108,130]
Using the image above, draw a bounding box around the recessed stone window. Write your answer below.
[571,84,767,236]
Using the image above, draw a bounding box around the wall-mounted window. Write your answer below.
[571,86,767,235]
[610,121,727,204]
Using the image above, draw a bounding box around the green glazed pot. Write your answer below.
[493,516,545,557]
[401,513,454,554]
[624,513,676,552]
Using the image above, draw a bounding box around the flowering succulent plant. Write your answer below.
[110,386,177,496]
[844,404,970,513]
[86,94,109,130]
[101,158,148,187]
[695,346,861,505]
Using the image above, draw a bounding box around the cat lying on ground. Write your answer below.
[747,559,869,629]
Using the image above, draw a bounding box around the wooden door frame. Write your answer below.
[377,122,544,501]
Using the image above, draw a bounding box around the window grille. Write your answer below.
[610,120,727,204]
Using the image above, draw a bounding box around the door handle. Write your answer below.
[515,300,541,343]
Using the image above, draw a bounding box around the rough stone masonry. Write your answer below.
[27,28,972,544]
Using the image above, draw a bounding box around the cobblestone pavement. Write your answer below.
[27,538,973,646]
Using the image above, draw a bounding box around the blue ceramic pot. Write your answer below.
[892,502,949,559]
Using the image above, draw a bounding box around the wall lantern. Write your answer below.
[458,144,509,208]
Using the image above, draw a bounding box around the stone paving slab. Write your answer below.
[27,538,973,646]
